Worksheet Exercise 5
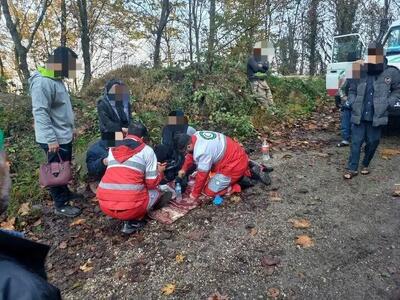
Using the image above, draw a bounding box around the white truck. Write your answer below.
[326,20,400,117]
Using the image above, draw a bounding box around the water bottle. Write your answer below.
[261,139,271,161]
[175,182,182,201]
[213,195,224,206]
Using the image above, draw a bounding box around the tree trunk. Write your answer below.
[154,0,170,68]
[60,0,67,46]
[335,0,360,35]
[307,0,319,75]
[77,0,92,88]
[1,0,49,91]
[193,0,201,63]
[207,0,216,70]
[188,0,193,63]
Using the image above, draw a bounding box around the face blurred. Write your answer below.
[367,47,384,65]
[108,84,129,101]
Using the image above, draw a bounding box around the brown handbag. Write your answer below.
[39,152,72,188]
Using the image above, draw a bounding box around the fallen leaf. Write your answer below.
[230,195,241,204]
[33,219,42,227]
[268,191,282,202]
[79,259,94,273]
[70,218,86,227]
[0,217,16,230]
[380,148,400,158]
[175,253,185,263]
[295,235,314,248]
[290,218,311,229]
[249,228,258,236]
[59,241,68,249]
[307,124,318,130]
[18,202,30,216]
[114,269,126,280]
[261,255,281,267]
[315,152,329,158]
[267,287,280,299]
[207,291,229,300]
[161,283,176,295]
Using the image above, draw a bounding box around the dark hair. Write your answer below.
[50,47,78,78]
[128,121,148,139]
[105,79,124,94]
[367,42,384,55]
[174,133,191,151]
[168,110,184,117]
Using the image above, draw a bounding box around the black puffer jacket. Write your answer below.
[348,64,400,126]
[0,231,61,300]
[97,96,132,134]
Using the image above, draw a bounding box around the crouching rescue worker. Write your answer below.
[96,122,171,234]
[175,131,268,200]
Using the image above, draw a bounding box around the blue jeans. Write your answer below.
[39,142,73,208]
[347,122,382,171]
[340,107,352,142]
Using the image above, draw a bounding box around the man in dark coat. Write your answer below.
[0,231,61,299]
[86,139,108,182]
[344,42,400,179]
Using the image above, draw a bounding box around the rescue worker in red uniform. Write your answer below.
[96,122,171,234]
[176,131,252,200]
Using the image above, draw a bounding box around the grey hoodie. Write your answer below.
[29,71,74,144]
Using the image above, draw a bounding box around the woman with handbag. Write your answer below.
[29,47,82,217]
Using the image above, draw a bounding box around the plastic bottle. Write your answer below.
[261,139,271,161]
[213,195,224,206]
[175,182,182,201]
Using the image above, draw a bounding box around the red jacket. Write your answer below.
[96,135,163,217]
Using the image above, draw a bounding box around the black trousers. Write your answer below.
[39,142,73,208]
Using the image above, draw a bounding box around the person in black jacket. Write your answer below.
[97,79,132,139]
[154,110,196,185]
[0,230,61,300]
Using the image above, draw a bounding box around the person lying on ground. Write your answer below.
[175,131,271,201]
[85,139,109,193]
[344,42,400,179]
[154,110,196,185]
[0,230,61,299]
[96,121,172,234]
[29,46,82,217]
[0,130,11,215]
[97,79,132,141]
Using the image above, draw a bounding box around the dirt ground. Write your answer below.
[28,116,400,300]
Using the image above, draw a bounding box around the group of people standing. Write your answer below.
[335,42,400,179]
[29,46,271,234]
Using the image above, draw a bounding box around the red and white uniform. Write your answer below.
[181,131,250,198]
[96,135,163,220]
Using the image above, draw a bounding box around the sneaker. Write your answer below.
[250,161,272,186]
[121,220,147,234]
[54,205,82,217]
[337,140,350,147]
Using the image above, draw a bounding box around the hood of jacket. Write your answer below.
[111,136,145,163]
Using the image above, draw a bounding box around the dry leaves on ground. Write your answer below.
[59,241,68,249]
[175,253,185,263]
[70,218,86,227]
[268,191,282,202]
[295,235,314,248]
[249,228,258,236]
[79,259,94,273]
[267,287,280,299]
[230,195,241,204]
[18,202,30,216]
[0,217,15,230]
[393,184,400,197]
[380,148,400,159]
[161,283,176,295]
[289,218,311,229]
[208,291,229,300]
[33,219,42,227]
